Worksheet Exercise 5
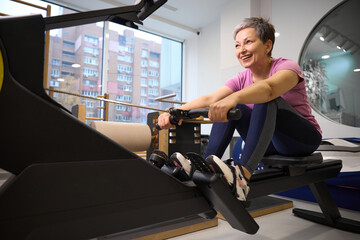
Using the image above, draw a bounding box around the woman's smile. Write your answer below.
[235,27,272,73]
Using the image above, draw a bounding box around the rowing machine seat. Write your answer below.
[262,152,323,176]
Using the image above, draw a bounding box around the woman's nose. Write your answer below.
[237,46,246,56]
[240,45,247,53]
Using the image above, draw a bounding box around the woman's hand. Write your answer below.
[208,95,237,122]
[157,112,183,129]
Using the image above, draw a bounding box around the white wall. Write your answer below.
[183,35,198,103]
[184,0,251,138]
[220,0,250,71]
[183,0,360,140]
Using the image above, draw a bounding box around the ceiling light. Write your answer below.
[321,55,330,59]
[336,46,341,50]
[319,36,325,41]
[354,69,360,72]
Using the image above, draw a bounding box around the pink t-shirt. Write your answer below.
[224,57,322,134]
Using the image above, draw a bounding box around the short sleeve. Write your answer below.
[272,58,304,83]
[224,72,242,92]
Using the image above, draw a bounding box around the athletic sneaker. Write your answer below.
[170,152,193,177]
[150,150,192,181]
[205,155,250,201]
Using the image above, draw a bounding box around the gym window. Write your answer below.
[2,0,183,124]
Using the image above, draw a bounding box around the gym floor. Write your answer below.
[169,195,360,240]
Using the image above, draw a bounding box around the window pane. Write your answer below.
[105,22,182,123]
[4,1,183,125]
[46,7,104,121]
[2,0,53,17]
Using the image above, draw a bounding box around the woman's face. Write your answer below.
[234,27,271,69]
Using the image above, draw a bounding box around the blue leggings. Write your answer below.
[204,97,322,173]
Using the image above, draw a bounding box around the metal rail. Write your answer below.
[45,88,166,112]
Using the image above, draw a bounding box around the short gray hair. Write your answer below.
[233,17,275,56]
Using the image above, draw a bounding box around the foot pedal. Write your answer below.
[186,152,213,173]
[192,171,258,234]
[161,165,191,181]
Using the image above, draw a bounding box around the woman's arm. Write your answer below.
[209,69,300,121]
[157,86,233,129]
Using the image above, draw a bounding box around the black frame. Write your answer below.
[44,0,167,30]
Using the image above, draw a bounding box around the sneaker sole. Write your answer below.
[170,152,192,176]
[206,155,249,201]
[186,152,213,173]
[205,155,234,185]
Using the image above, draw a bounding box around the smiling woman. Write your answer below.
[300,0,360,127]
[157,17,322,200]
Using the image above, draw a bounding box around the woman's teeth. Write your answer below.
[242,55,252,60]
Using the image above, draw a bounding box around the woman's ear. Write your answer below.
[265,39,273,54]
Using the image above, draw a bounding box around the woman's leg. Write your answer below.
[270,98,322,155]
[239,98,322,175]
[237,101,277,174]
[204,104,253,159]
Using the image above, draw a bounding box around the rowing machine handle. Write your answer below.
[155,108,241,130]
[226,108,242,120]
